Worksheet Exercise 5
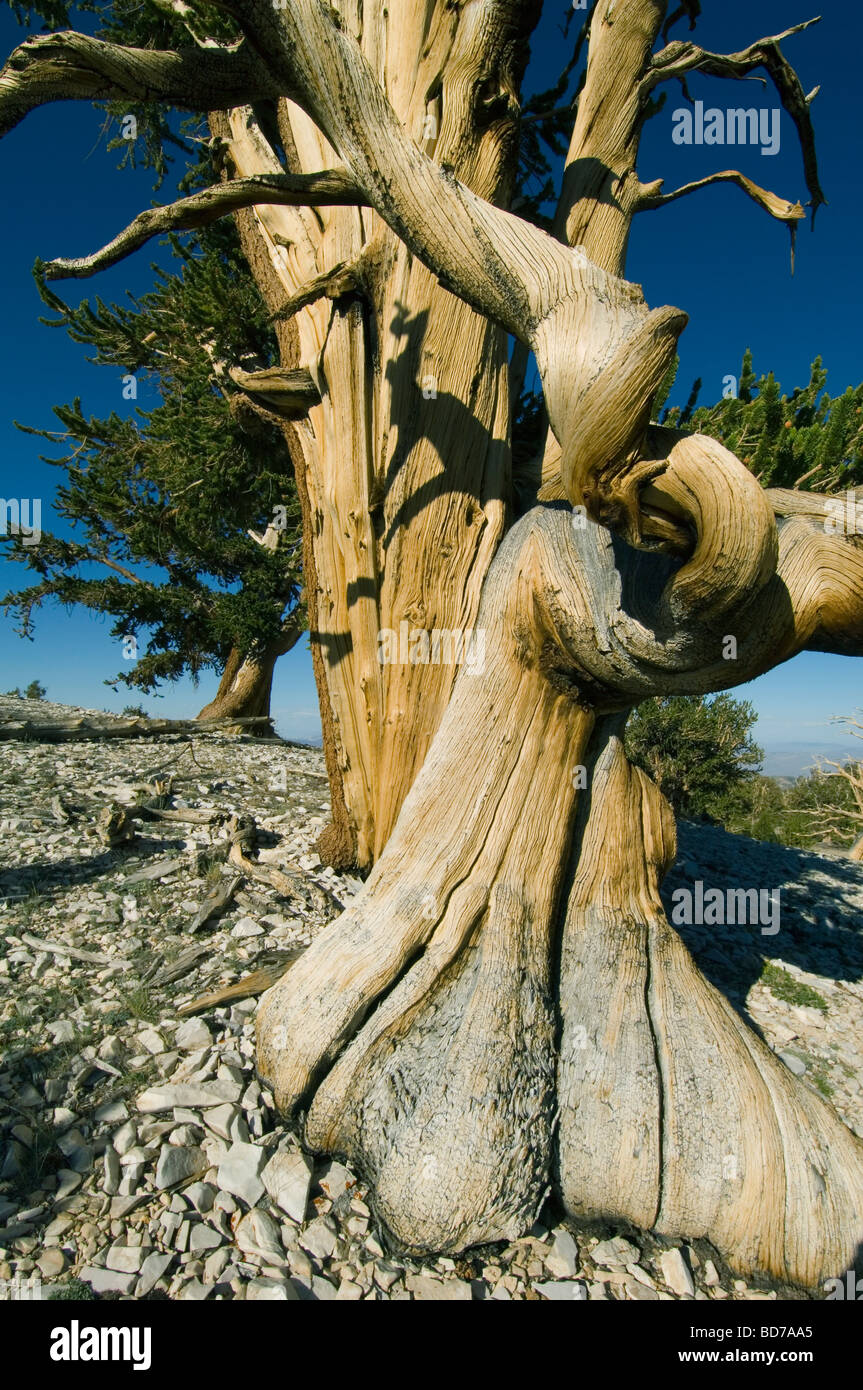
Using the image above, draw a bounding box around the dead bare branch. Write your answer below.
[269,260,364,323]
[41,171,366,281]
[646,17,826,221]
[0,714,275,742]
[177,948,303,1015]
[637,169,803,224]
[19,932,130,967]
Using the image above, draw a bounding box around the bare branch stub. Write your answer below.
[269,260,365,324]
[636,169,805,270]
[646,17,826,222]
[228,365,321,420]
[637,169,803,226]
[661,2,701,44]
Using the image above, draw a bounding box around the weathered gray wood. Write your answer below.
[133,806,219,826]
[187,874,243,935]
[0,715,275,743]
[125,856,188,884]
[177,948,304,1016]
[145,942,211,987]
[20,932,130,967]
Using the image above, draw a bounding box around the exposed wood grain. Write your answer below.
[177,949,304,1016]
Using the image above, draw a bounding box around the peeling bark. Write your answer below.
[208,1,535,868]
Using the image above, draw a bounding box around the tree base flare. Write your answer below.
[305,883,556,1252]
[257,519,863,1289]
[557,728,863,1289]
[258,724,863,1286]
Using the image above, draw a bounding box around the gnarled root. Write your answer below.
[256,599,593,1247]
[558,721,863,1288]
[307,880,557,1251]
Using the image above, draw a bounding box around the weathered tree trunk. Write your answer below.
[210,1,534,868]
[196,643,277,723]
[557,719,863,1288]
[233,0,863,1286]
[259,514,592,1247]
[259,499,863,1285]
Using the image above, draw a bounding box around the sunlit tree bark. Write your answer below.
[2,0,860,1286]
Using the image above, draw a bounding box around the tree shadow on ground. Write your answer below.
[663,820,863,1029]
[0,836,189,905]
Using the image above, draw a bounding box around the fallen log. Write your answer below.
[125,855,188,884]
[133,805,221,826]
[145,941,212,986]
[228,840,298,897]
[19,932,130,967]
[187,874,243,934]
[0,715,277,743]
[177,948,304,1016]
[226,815,342,919]
[89,801,220,846]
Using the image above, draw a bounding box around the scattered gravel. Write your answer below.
[2,699,861,1301]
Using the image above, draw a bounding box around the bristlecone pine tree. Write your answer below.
[667,349,863,493]
[1,216,305,723]
[626,692,762,822]
[3,0,862,1287]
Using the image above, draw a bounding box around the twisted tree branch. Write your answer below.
[637,169,805,270]
[216,0,576,338]
[0,31,275,138]
[637,169,803,225]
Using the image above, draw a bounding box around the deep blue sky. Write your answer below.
[0,1,860,771]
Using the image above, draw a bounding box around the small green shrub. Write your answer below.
[47,1279,97,1301]
[760,962,828,1013]
[118,984,159,1022]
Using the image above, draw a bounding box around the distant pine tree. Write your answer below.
[1,195,305,721]
[625,693,763,823]
[660,350,863,493]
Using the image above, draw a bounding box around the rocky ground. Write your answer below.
[1,696,862,1302]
